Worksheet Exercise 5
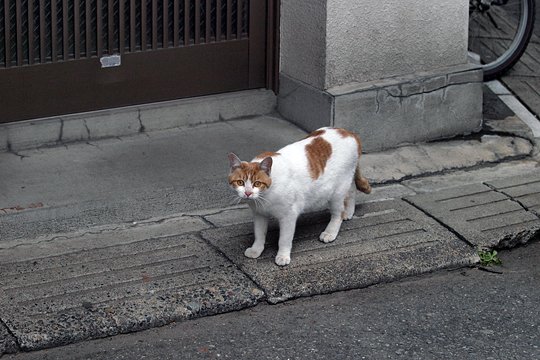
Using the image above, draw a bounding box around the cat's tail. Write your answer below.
[354,165,372,194]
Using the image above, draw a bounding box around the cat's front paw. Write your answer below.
[275,254,291,266]
[244,246,264,259]
[319,231,337,243]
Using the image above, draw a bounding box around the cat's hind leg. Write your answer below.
[343,182,356,221]
[320,193,347,243]
[245,213,268,259]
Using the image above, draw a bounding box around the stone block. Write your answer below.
[405,183,540,249]
[82,110,141,139]
[277,74,334,132]
[6,119,62,151]
[0,229,263,351]
[1,90,276,152]
[60,119,91,143]
[203,207,254,227]
[278,65,484,152]
[202,200,477,303]
[0,126,8,151]
[402,161,540,194]
[141,89,276,131]
[486,174,540,216]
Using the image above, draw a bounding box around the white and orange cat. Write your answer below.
[228,127,371,266]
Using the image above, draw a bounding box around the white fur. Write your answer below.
[232,128,362,266]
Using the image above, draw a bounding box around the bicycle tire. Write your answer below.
[477,0,536,80]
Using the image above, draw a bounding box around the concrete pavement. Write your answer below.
[1,87,540,355]
[5,239,539,360]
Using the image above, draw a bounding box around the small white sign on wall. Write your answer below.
[100,55,121,68]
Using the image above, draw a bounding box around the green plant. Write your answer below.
[478,249,502,266]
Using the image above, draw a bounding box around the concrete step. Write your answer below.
[0,89,277,152]
[0,115,535,244]
[201,200,477,304]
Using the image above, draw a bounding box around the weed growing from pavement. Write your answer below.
[478,249,502,266]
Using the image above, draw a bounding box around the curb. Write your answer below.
[0,89,276,152]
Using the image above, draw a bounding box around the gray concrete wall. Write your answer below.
[279,0,327,89]
[279,0,469,90]
[325,0,469,88]
[331,65,483,152]
[278,65,483,152]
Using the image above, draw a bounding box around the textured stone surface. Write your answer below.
[0,127,8,152]
[486,174,540,217]
[4,119,62,151]
[403,160,540,194]
[279,0,327,89]
[81,111,141,139]
[325,1,468,87]
[140,89,276,132]
[278,65,484,151]
[0,225,263,351]
[0,90,276,152]
[277,74,333,132]
[202,200,477,304]
[0,322,19,356]
[203,207,253,227]
[281,0,468,89]
[362,135,533,184]
[406,184,540,249]
[332,67,483,152]
[358,184,416,204]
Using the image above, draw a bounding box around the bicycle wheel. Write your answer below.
[468,0,536,81]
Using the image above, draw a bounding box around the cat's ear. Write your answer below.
[228,152,242,171]
[260,157,273,175]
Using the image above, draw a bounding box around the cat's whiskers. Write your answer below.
[227,194,244,206]
[257,194,270,206]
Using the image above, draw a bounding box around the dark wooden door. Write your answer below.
[0,0,268,123]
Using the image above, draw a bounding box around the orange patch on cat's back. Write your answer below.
[305,129,326,139]
[254,151,281,159]
[335,128,362,156]
[305,137,332,180]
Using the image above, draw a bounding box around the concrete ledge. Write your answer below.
[202,200,477,304]
[0,89,276,152]
[405,183,540,249]
[278,64,483,152]
[0,217,263,351]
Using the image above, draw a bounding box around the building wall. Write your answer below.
[325,0,469,88]
[280,0,469,90]
[279,0,327,89]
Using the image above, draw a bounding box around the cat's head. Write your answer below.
[228,153,272,200]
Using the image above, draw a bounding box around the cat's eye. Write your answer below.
[253,181,262,187]
[236,180,245,186]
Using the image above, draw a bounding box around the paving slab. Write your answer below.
[201,200,477,304]
[0,322,18,356]
[402,160,540,193]
[0,116,307,243]
[362,135,532,184]
[486,174,540,216]
[0,223,263,351]
[405,183,540,249]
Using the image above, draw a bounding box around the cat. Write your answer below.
[228,127,371,266]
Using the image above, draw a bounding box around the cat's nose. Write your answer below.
[245,191,253,197]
